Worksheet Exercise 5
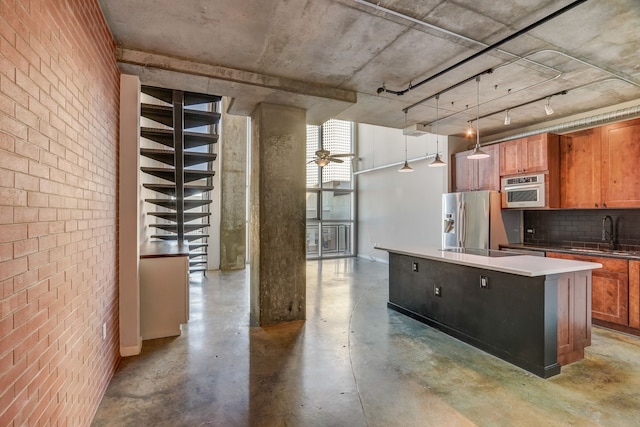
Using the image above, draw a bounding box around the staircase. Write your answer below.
[139,86,221,274]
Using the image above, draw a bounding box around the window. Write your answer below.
[306,120,355,258]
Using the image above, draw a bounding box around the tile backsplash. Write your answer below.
[524,209,640,250]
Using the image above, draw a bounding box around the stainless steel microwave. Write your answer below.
[501,174,546,208]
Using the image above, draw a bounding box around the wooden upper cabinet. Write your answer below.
[476,144,499,191]
[499,133,558,176]
[560,128,602,208]
[453,145,499,192]
[601,118,640,207]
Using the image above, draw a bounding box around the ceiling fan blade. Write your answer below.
[329,153,355,157]
[328,157,344,163]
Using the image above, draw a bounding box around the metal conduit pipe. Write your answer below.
[485,104,640,145]
[375,0,588,96]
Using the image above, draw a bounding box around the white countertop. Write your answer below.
[375,246,602,277]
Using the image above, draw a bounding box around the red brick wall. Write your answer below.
[0,0,120,425]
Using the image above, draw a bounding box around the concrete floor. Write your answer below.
[92,258,640,426]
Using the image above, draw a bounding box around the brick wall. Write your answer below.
[1,1,120,425]
[524,209,640,249]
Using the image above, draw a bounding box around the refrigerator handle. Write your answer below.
[460,201,466,246]
[456,201,464,247]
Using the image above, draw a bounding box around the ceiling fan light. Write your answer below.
[428,153,447,167]
[315,158,330,167]
[398,160,414,172]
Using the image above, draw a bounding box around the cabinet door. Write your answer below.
[499,139,521,176]
[522,135,549,173]
[630,261,640,329]
[476,144,500,191]
[453,150,477,192]
[546,252,629,326]
[601,118,640,207]
[560,129,602,208]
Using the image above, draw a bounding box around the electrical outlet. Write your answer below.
[102,322,107,340]
[434,286,441,297]
[412,262,419,272]
[480,276,489,289]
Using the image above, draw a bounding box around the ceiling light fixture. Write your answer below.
[544,96,554,115]
[466,121,475,137]
[315,158,329,167]
[399,111,414,173]
[468,76,490,159]
[429,94,446,168]
[504,109,511,125]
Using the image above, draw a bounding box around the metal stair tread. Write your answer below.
[140,148,217,167]
[141,86,222,106]
[145,199,212,210]
[140,104,221,129]
[140,127,219,149]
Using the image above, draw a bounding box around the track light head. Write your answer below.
[545,97,554,115]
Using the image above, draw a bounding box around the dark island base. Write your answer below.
[387,302,561,378]
[387,253,591,379]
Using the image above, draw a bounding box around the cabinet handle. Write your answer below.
[603,203,607,208]
[595,203,598,208]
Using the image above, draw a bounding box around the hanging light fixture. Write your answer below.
[399,110,414,172]
[467,76,490,159]
[465,120,475,137]
[544,96,554,115]
[504,109,511,125]
[429,94,446,168]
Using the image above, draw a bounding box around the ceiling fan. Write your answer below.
[307,149,355,167]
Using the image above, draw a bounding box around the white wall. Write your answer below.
[356,124,449,262]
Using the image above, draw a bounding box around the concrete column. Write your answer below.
[250,103,306,326]
[119,74,142,356]
[220,97,247,270]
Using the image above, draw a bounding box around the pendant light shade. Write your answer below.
[429,94,446,168]
[467,76,490,160]
[398,160,414,172]
[399,111,414,172]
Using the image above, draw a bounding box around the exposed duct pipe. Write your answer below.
[375,0,588,96]
[485,104,640,145]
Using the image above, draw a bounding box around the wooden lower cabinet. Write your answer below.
[629,261,640,329]
[547,252,629,326]
[556,270,591,365]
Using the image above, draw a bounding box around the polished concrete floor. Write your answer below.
[93,258,640,426]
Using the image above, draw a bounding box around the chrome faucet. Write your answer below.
[601,215,615,250]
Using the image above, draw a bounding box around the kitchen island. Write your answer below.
[376,246,602,378]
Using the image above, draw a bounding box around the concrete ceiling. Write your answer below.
[99,0,640,139]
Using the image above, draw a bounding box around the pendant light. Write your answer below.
[398,110,414,172]
[429,94,446,167]
[467,76,489,159]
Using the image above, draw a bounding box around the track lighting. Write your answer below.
[429,94,446,168]
[399,111,414,173]
[544,97,554,115]
[504,109,511,125]
[468,76,489,160]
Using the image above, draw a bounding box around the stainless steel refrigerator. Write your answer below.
[442,190,521,249]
